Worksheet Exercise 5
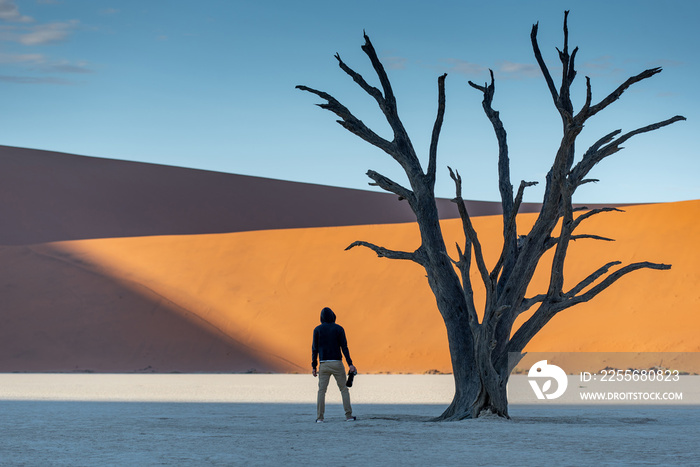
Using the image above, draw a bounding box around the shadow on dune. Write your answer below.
[0,242,298,373]
[0,145,559,246]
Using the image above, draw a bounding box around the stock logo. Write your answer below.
[528,360,568,400]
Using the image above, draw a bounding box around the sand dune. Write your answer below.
[0,145,520,245]
[0,243,291,373]
[0,145,620,245]
[0,146,696,373]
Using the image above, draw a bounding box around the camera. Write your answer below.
[346,368,357,387]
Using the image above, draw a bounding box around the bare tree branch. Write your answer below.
[508,261,671,354]
[546,182,574,298]
[295,85,396,156]
[468,69,513,223]
[491,180,538,281]
[517,294,547,315]
[600,116,686,153]
[345,240,422,264]
[427,73,447,187]
[571,207,624,231]
[571,234,615,242]
[545,233,616,250]
[360,32,398,117]
[448,167,493,306]
[359,33,424,175]
[556,10,576,116]
[505,301,554,355]
[571,115,686,184]
[531,21,559,107]
[335,53,386,111]
[531,10,579,122]
[579,76,593,116]
[577,178,599,187]
[366,169,415,204]
[564,261,621,298]
[299,32,427,179]
[580,67,663,121]
[563,261,672,308]
[453,243,479,327]
[513,180,540,217]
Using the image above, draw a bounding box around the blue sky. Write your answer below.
[0,0,697,203]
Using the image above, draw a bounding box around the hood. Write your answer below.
[320,307,336,324]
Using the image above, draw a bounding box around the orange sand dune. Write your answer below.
[0,146,696,373]
[3,200,696,373]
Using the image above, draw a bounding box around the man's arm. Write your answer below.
[311,327,319,377]
[339,327,354,371]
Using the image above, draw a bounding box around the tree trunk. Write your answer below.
[435,315,510,420]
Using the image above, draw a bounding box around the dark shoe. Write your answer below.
[346,416,357,422]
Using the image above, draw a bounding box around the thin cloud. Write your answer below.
[0,52,91,73]
[0,0,33,23]
[40,60,92,74]
[584,56,683,74]
[16,20,79,45]
[442,58,488,76]
[582,55,615,74]
[442,58,538,80]
[0,1,89,85]
[382,55,407,70]
[495,60,539,79]
[0,52,43,63]
[0,0,79,45]
[0,74,74,85]
[652,58,684,68]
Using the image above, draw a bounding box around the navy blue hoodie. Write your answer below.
[311,307,353,370]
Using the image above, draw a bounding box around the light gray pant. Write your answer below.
[317,361,352,420]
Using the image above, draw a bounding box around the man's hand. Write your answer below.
[312,368,317,377]
[349,365,357,374]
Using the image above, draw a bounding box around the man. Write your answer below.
[312,307,357,422]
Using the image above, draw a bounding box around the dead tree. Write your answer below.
[297,12,685,420]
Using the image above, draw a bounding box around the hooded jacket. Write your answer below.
[311,307,353,370]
